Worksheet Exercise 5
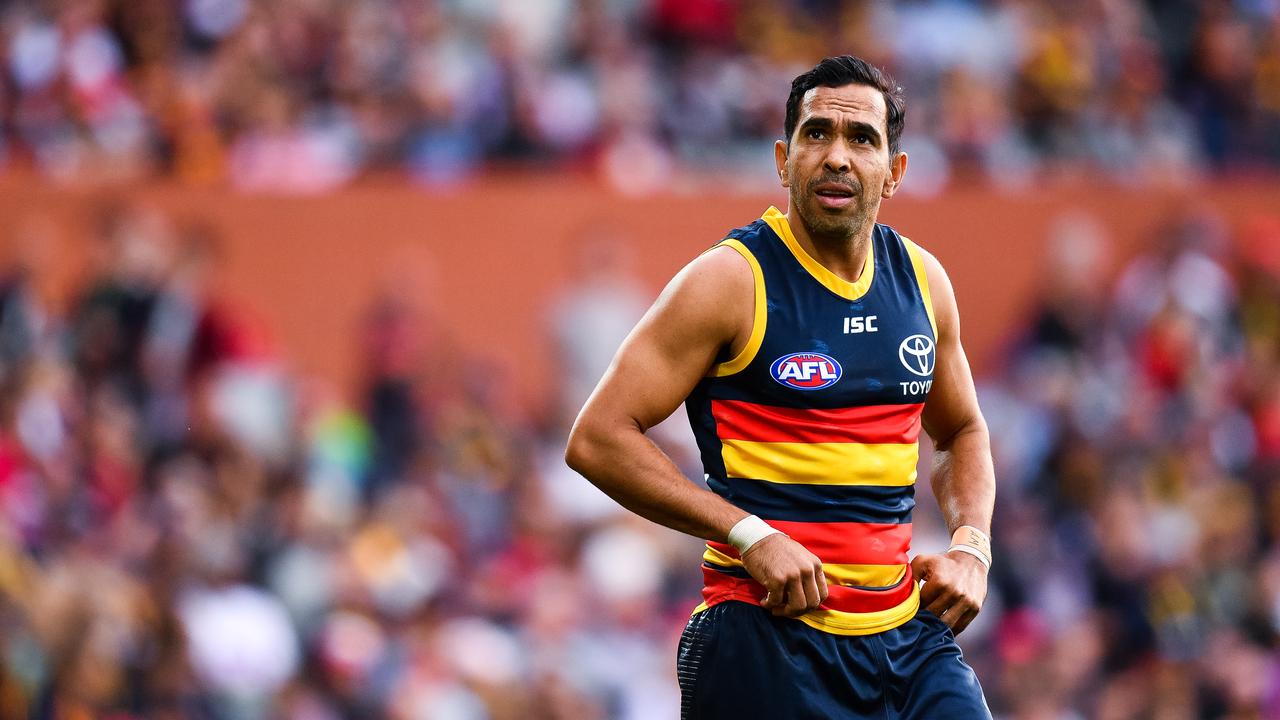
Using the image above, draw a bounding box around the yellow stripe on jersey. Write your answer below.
[720,439,919,486]
[690,584,922,637]
[901,236,937,339]
[798,586,920,635]
[822,563,908,589]
[702,544,741,568]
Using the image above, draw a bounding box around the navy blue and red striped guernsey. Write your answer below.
[684,206,938,636]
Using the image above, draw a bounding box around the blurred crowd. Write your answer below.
[3,0,1280,192]
[0,200,701,720]
[978,208,1280,719]
[1,197,1279,720]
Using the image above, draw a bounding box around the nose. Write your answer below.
[822,140,852,174]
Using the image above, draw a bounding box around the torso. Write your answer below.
[683,206,938,636]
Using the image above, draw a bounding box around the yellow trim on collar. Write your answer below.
[761,206,875,301]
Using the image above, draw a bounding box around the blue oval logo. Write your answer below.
[770,352,842,390]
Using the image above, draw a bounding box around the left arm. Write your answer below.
[910,247,996,634]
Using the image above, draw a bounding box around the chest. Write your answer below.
[746,272,935,407]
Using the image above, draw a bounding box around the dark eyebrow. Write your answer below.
[796,117,883,145]
[796,117,835,137]
[843,121,883,144]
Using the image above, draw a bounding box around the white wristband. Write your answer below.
[727,515,781,554]
[947,543,992,570]
[950,524,992,566]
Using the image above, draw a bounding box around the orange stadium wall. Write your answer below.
[2,177,1277,414]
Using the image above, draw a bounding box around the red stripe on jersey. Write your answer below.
[701,566,765,607]
[701,565,915,614]
[708,521,911,566]
[711,400,924,445]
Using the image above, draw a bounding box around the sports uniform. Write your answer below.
[677,207,990,718]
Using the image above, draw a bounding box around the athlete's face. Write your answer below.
[774,84,907,242]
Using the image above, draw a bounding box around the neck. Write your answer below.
[785,209,876,283]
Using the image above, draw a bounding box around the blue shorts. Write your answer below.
[676,601,991,719]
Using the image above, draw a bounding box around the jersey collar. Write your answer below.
[761,206,876,301]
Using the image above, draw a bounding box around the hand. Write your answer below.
[911,551,988,634]
[740,534,828,617]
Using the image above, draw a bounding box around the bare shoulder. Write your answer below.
[667,243,754,302]
[645,243,754,342]
[586,242,754,431]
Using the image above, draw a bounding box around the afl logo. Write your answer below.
[898,335,935,377]
[770,352,842,390]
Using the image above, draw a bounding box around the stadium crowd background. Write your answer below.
[1,1,1280,719]
[2,0,1280,190]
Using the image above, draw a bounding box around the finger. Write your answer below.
[925,588,956,618]
[769,588,788,616]
[783,575,807,617]
[761,580,784,608]
[815,561,829,604]
[951,607,979,635]
[801,567,822,611]
[910,554,936,582]
[766,576,790,615]
[919,575,945,607]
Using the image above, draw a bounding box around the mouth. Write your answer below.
[812,182,857,209]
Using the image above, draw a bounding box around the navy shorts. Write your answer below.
[676,601,991,719]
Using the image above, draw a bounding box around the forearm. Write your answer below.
[566,419,747,542]
[930,420,995,535]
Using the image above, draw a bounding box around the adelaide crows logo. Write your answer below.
[770,352,842,390]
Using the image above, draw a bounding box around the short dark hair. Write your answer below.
[784,55,906,155]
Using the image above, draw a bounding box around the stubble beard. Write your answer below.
[793,179,877,245]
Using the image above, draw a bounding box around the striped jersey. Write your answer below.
[684,206,938,636]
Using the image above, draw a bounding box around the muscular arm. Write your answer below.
[565,246,751,540]
[911,247,996,633]
[566,246,828,616]
[920,253,995,537]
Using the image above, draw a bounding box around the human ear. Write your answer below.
[882,151,908,199]
[774,140,790,188]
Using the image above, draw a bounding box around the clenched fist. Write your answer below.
[740,534,829,617]
[911,551,988,634]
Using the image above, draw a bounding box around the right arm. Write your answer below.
[565,246,827,616]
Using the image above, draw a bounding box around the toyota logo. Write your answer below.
[898,335,935,377]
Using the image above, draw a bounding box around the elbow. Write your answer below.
[566,407,644,478]
[933,414,990,454]
[564,418,600,475]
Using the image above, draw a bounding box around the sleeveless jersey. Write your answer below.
[684,206,938,636]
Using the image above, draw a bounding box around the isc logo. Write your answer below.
[770,352,842,390]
